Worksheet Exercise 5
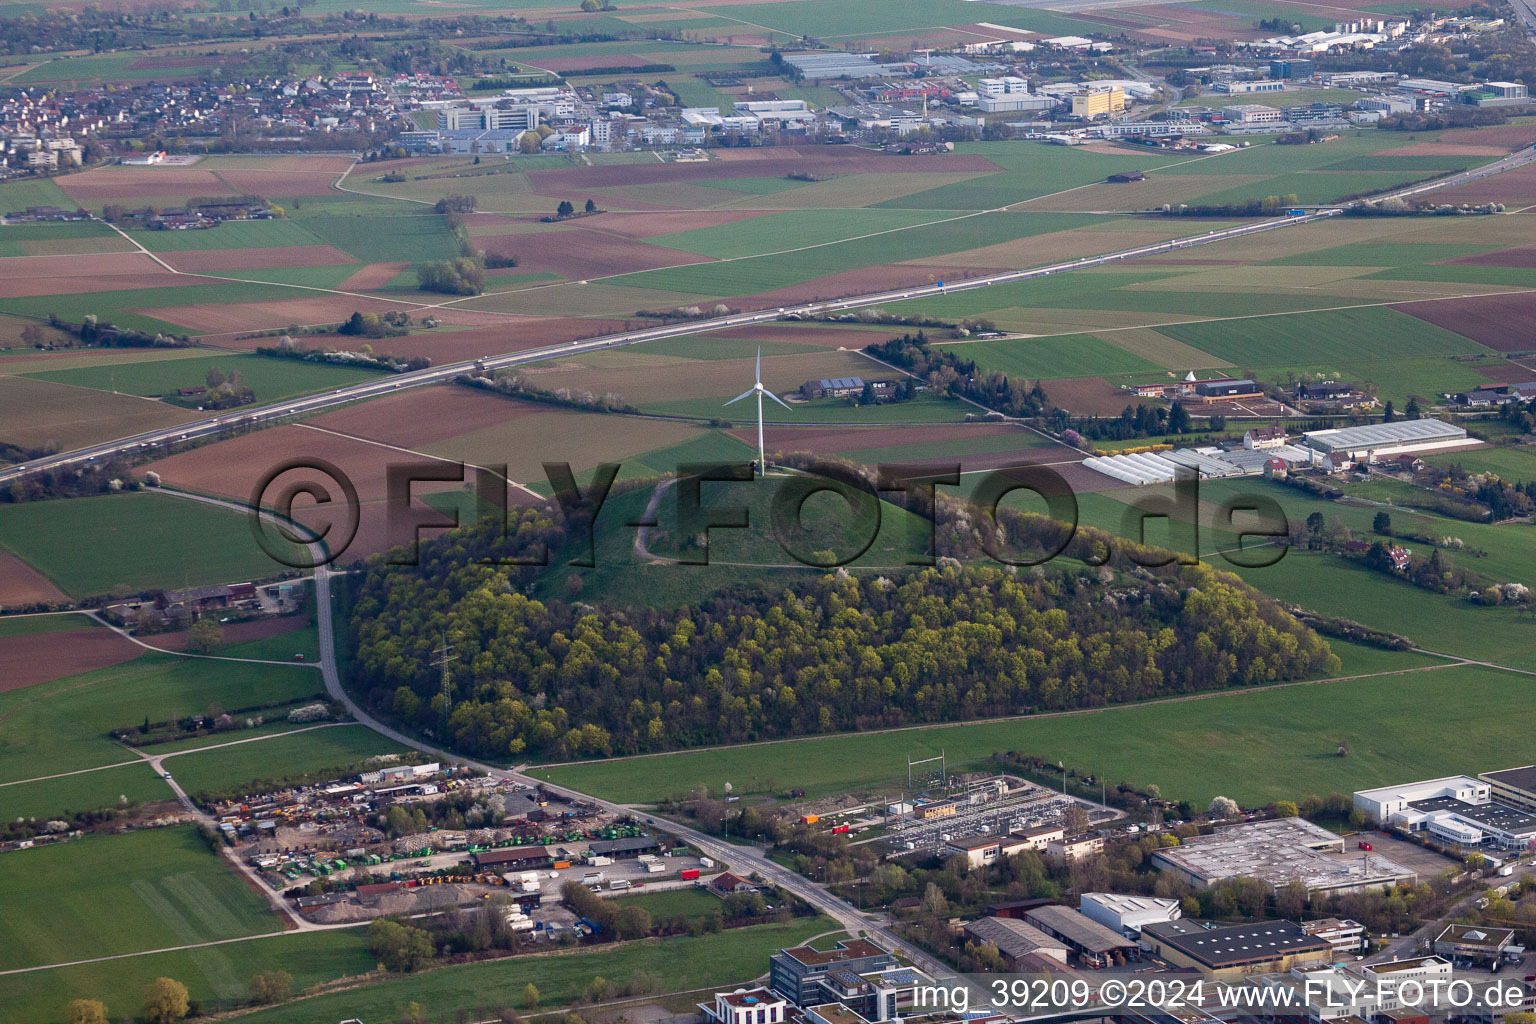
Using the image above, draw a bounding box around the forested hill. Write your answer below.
[348,504,1337,762]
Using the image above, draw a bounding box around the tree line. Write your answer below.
[864,332,1050,418]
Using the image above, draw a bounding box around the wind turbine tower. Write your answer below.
[724,347,791,474]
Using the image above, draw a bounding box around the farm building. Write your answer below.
[1301,419,1475,461]
[1445,382,1536,407]
[1149,817,1416,895]
[1243,426,1288,450]
[1295,380,1373,410]
[1141,919,1332,979]
[1193,378,1262,401]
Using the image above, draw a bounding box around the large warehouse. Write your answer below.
[1141,919,1332,979]
[1150,817,1416,895]
[1480,766,1536,813]
[1301,419,1476,461]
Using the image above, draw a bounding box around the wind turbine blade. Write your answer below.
[756,346,761,383]
[724,387,755,406]
[764,389,793,411]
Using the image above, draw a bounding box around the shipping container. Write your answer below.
[832,825,851,834]
[680,868,701,880]
[800,814,819,825]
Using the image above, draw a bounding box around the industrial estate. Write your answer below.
[5,0,1536,1022]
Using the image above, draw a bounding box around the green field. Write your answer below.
[537,658,1533,808]
[0,761,172,821]
[649,209,946,259]
[0,492,297,599]
[876,141,1188,211]
[167,724,407,798]
[232,915,835,1024]
[0,176,76,212]
[293,210,462,263]
[0,827,282,970]
[615,886,725,921]
[13,52,219,84]
[211,622,319,662]
[607,212,1104,297]
[26,352,387,401]
[128,218,327,252]
[0,221,124,258]
[0,653,323,793]
[0,612,99,637]
[0,927,374,1024]
[1156,306,1487,365]
[949,332,1163,379]
[1423,444,1536,480]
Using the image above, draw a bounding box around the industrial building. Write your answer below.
[438,105,538,131]
[1024,904,1139,967]
[586,835,659,859]
[1140,919,1332,979]
[1222,104,1285,123]
[1300,917,1368,954]
[1301,419,1475,461]
[1149,817,1417,895]
[781,52,915,81]
[1216,80,1286,94]
[962,917,1069,968]
[1434,924,1520,966]
[1270,58,1316,78]
[1481,765,1536,812]
[1071,85,1125,118]
[471,845,553,870]
[1354,775,1536,851]
[1078,893,1182,937]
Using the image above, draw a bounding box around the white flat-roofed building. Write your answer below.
[701,988,789,1024]
[1079,893,1182,937]
[1222,103,1284,123]
[1355,776,1490,820]
[1355,775,1536,851]
[1302,419,1475,461]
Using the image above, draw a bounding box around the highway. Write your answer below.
[7,141,1530,488]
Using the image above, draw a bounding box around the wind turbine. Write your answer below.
[724,347,791,475]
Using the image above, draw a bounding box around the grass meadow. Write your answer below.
[536,659,1517,809]
[0,653,324,791]
[0,492,286,599]
[0,826,282,971]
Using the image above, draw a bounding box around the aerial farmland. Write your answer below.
[4,3,1536,1021]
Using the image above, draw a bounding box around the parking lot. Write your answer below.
[886,788,1121,855]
